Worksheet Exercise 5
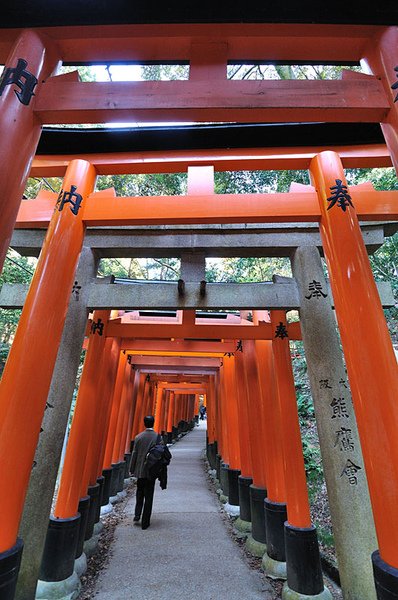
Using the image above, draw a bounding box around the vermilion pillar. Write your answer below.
[271,310,328,597]
[243,340,268,554]
[0,157,95,591]
[270,310,310,529]
[243,342,267,489]
[55,310,111,519]
[223,354,241,507]
[166,391,175,443]
[130,372,147,442]
[310,151,398,596]
[154,387,165,434]
[362,27,398,173]
[254,332,288,577]
[0,30,60,272]
[102,352,128,471]
[234,350,254,529]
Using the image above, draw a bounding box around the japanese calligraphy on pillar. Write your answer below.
[318,376,363,486]
[56,185,83,216]
[274,322,288,339]
[0,58,38,105]
[327,179,354,212]
[91,318,104,336]
[71,281,81,301]
[305,280,328,299]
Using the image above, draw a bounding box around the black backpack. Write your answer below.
[144,441,172,480]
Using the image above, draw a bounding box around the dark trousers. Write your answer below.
[135,478,156,527]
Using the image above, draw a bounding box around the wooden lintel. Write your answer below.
[34,79,388,125]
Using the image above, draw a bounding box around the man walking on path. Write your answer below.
[130,415,159,530]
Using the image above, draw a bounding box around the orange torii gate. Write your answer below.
[0,151,397,600]
[0,17,397,600]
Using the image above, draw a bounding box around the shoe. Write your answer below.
[141,523,150,530]
[133,516,140,522]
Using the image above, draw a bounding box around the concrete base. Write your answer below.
[220,494,228,504]
[83,534,100,558]
[93,521,104,536]
[282,582,332,600]
[100,502,113,516]
[36,571,81,600]
[234,518,252,534]
[224,503,240,517]
[74,553,87,578]
[245,534,267,558]
[123,477,132,487]
[117,490,127,500]
[262,553,287,580]
[109,494,119,504]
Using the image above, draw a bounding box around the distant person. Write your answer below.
[130,415,160,530]
[200,405,207,420]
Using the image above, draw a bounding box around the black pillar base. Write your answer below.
[172,426,178,440]
[96,476,105,516]
[372,550,398,600]
[117,460,126,492]
[75,496,90,559]
[227,468,241,506]
[0,538,23,599]
[249,485,267,544]
[40,515,80,582]
[238,475,253,522]
[129,439,135,453]
[123,453,132,478]
[264,499,287,562]
[207,442,213,467]
[220,462,230,497]
[284,523,324,596]
[215,454,221,481]
[85,483,100,541]
[101,468,112,506]
[167,431,173,444]
[109,463,120,497]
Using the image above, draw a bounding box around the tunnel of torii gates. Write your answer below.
[0,21,397,600]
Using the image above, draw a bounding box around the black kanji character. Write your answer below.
[72,281,81,300]
[330,397,349,419]
[334,427,354,452]
[327,179,354,212]
[0,58,38,105]
[56,185,83,216]
[91,318,104,336]
[305,280,327,299]
[340,459,361,485]
[274,322,288,339]
[319,379,332,390]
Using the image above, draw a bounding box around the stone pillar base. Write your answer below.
[83,534,100,558]
[93,521,104,536]
[245,534,267,558]
[282,582,332,600]
[262,553,287,580]
[36,571,81,600]
[234,517,252,534]
[224,502,240,517]
[74,553,87,577]
[100,502,113,516]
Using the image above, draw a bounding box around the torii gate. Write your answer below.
[0,17,397,600]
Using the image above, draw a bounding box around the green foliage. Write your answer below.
[316,524,335,548]
[302,432,323,484]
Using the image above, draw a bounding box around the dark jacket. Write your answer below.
[130,428,159,479]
